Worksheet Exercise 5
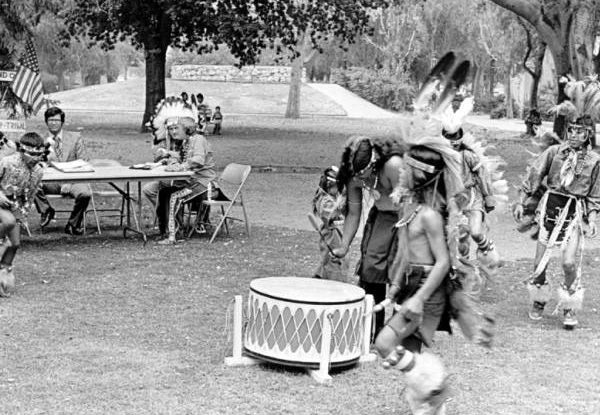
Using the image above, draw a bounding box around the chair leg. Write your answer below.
[241,205,251,237]
[89,189,102,235]
[221,206,229,236]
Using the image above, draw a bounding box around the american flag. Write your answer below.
[10,39,44,114]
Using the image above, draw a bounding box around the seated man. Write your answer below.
[34,106,91,235]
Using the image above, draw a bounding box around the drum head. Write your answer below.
[250,277,365,305]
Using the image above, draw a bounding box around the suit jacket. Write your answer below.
[45,130,89,163]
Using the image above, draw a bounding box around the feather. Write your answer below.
[149,97,198,143]
[432,60,470,115]
[433,96,474,135]
[413,52,456,112]
[549,101,578,118]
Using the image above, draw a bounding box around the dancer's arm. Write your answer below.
[332,180,362,258]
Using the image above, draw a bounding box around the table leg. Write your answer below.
[108,181,147,243]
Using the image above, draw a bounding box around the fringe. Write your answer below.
[557,285,585,311]
[527,282,552,304]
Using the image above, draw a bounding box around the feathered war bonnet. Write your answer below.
[551,75,600,147]
[437,96,474,142]
[148,96,199,144]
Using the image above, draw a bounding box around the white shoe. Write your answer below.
[563,309,578,330]
[0,267,15,297]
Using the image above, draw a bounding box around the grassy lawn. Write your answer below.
[1,112,599,415]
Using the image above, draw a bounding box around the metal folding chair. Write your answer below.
[201,163,252,244]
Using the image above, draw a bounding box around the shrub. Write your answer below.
[330,67,415,111]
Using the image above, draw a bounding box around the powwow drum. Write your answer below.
[244,277,366,368]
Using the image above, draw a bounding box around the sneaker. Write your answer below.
[157,237,176,245]
[40,207,55,228]
[563,309,578,330]
[64,223,84,236]
[528,301,545,320]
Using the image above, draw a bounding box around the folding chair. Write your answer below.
[44,189,99,235]
[202,163,251,244]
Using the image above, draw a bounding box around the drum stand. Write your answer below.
[224,294,378,384]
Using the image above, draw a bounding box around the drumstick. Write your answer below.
[307,213,337,257]
[365,298,391,316]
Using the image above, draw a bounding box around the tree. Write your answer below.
[517,18,546,111]
[0,0,59,117]
[488,0,597,134]
[250,1,381,119]
[65,0,267,131]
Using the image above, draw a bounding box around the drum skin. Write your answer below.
[244,277,366,368]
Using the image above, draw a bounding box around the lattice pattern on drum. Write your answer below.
[245,293,364,366]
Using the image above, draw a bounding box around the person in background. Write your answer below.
[312,166,348,282]
[212,106,223,135]
[34,106,91,235]
[523,109,542,138]
[0,132,46,297]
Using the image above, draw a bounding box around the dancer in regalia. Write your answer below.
[437,97,505,274]
[0,133,47,296]
[513,75,600,329]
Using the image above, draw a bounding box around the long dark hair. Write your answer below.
[407,145,447,204]
[337,136,405,192]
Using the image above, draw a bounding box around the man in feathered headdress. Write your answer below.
[145,96,218,243]
[513,75,600,329]
[437,97,506,275]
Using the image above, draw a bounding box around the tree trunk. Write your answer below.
[489,58,496,98]
[472,63,483,105]
[141,38,167,132]
[285,56,303,119]
[528,43,545,110]
[488,0,575,136]
[57,70,66,92]
[505,64,513,119]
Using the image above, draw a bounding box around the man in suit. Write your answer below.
[34,106,91,235]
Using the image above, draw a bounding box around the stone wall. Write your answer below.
[171,65,306,83]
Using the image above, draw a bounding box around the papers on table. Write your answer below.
[130,162,163,170]
[50,160,94,173]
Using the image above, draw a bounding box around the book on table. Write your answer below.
[50,159,95,173]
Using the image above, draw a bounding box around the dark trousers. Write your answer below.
[34,183,91,228]
[212,123,221,135]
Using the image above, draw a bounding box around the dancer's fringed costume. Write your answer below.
[374,53,497,415]
[513,129,561,238]
[436,97,508,275]
[517,75,600,329]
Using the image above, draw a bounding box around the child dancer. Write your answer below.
[311,166,348,282]
[0,133,46,296]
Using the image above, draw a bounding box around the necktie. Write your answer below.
[55,136,63,161]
